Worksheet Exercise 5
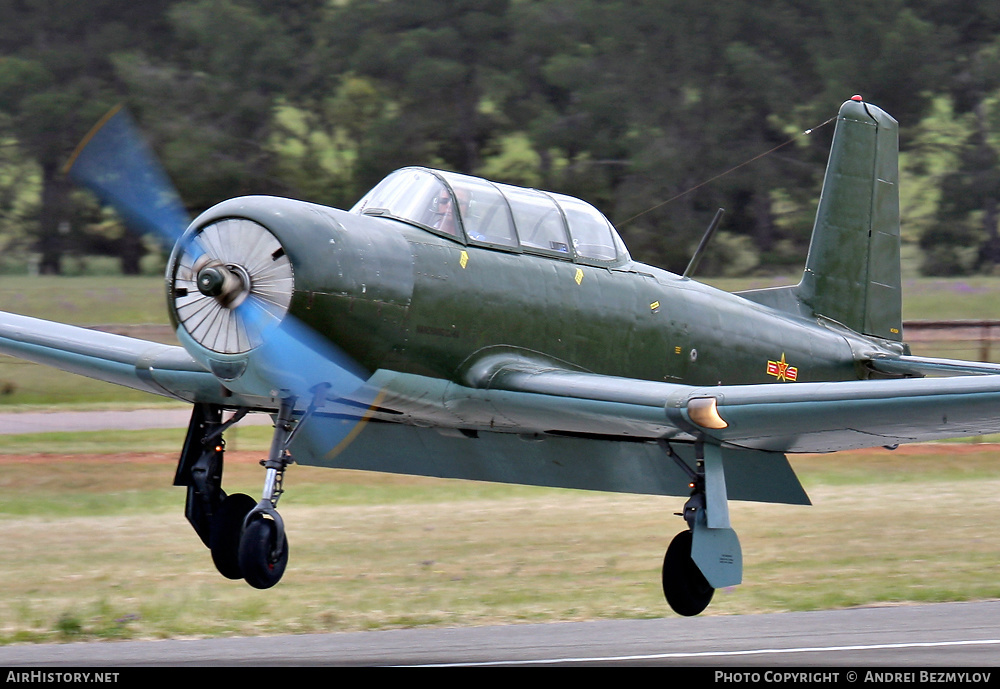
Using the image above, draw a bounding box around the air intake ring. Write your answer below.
[169,218,294,354]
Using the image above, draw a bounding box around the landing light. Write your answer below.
[687,397,728,429]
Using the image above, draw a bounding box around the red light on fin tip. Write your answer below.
[851,95,863,101]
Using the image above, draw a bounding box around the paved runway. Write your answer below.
[0,601,997,666]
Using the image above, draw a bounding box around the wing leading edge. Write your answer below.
[672,374,1000,453]
[0,310,241,406]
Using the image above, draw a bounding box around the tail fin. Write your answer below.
[797,98,902,341]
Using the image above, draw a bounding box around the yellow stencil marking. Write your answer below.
[460,250,469,269]
[674,346,682,354]
[574,268,584,285]
[650,300,660,312]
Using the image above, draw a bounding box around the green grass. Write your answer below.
[5,274,1000,327]
[0,275,178,408]
[706,274,1000,321]
[7,275,1000,325]
[0,275,170,325]
[1,442,998,642]
[0,426,269,457]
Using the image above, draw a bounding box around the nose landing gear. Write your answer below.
[236,396,299,589]
[239,512,289,589]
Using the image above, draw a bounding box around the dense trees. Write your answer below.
[1,0,999,275]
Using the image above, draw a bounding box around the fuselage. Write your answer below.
[320,212,864,386]
[180,192,878,396]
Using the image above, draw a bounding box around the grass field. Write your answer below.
[1,275,999,643]
[707,275,1000,321]
[2,435,998,643]
[0,276,180,408]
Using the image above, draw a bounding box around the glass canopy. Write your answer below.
[351,167,629,264]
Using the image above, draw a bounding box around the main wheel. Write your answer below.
[238,516,289,589]
[209,492,257,579]
[662,530,714,616]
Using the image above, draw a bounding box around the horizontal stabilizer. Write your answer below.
[869,354,1000,377]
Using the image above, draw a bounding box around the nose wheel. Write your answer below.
[209,491,289,588]
[230,391,327,589]
[226,395,303,589]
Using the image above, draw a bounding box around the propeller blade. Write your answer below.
[238,295,370,403]
[63,105,191,251]
[65,106,373,432]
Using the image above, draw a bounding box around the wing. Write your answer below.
[6,308,997,504]
[289,354,1000,505]
[0,310,253,406]
[470,357,1000,452]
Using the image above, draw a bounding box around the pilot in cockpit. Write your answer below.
[430,187,474,238]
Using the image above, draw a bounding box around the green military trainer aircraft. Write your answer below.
[2,97,996,616]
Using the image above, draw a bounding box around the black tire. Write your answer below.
[238,516,289,590]
[209,493,257,580]
[662,530,714,617]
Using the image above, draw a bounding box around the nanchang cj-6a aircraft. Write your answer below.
[3,97,998,616]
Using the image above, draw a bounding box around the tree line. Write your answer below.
[1,0,999,276]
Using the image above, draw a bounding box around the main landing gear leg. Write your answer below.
[658,440,743,616]
[174,403,254,580]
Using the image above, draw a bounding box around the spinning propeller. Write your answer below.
[64,106,370,416]
[64,106,384,590]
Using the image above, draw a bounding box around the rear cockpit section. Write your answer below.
[351,167,630,266]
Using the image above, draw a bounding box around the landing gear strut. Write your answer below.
[658,441,718,617]
[237,396,299,589]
